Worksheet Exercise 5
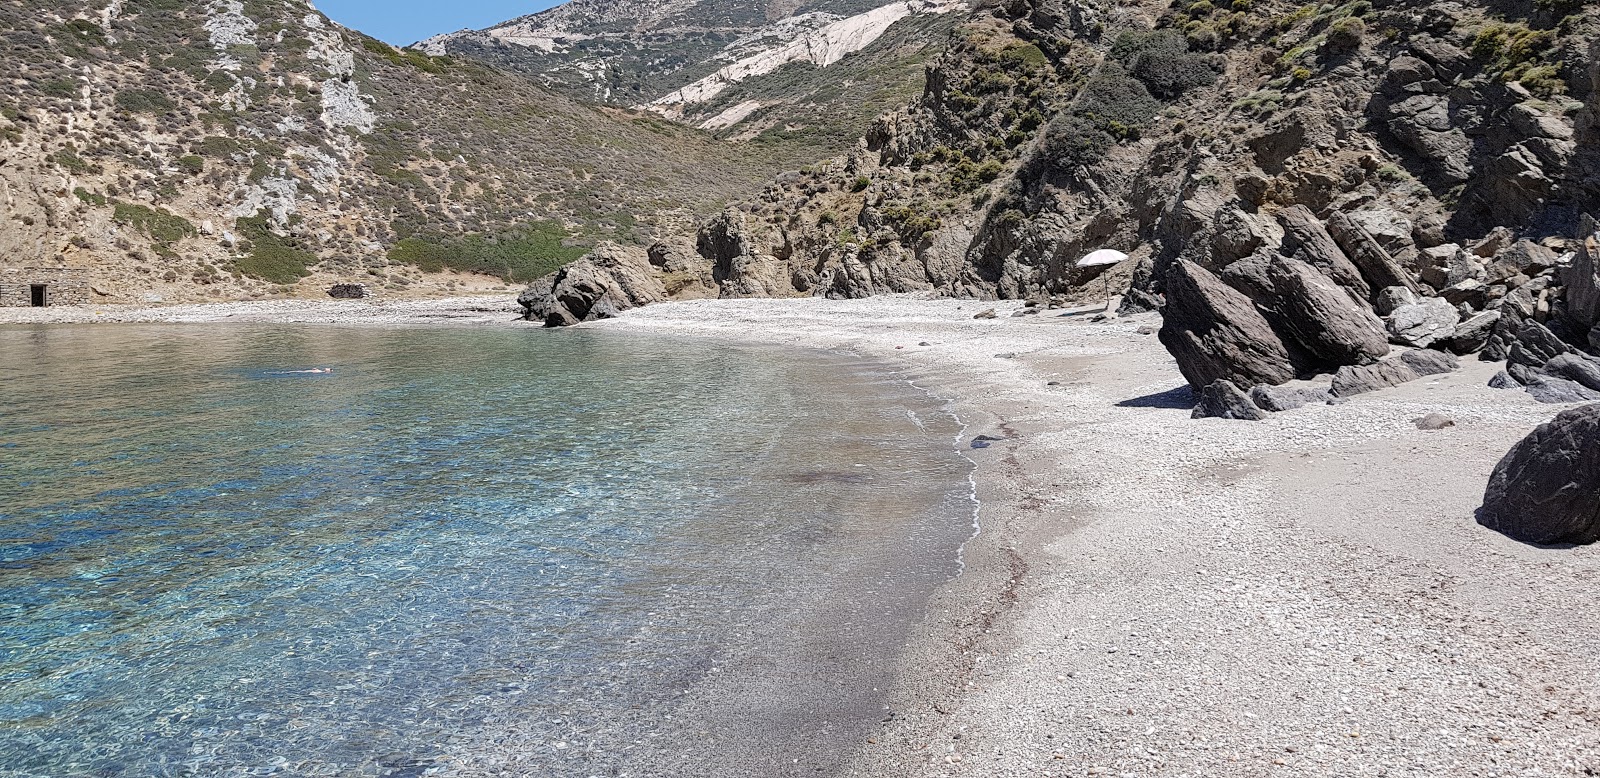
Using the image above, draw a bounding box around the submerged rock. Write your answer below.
[1480,404,1600,545]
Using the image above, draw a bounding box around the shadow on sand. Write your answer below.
[1116,385,1197,410]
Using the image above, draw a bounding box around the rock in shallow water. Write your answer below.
[1480,403,1600,545]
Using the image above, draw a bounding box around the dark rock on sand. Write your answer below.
[1330,349,1459,398]
[1480,404,1600,545]
[1266,255,1390,366]
[1248,383,1331,412]
[1159,260,1297,390]
[1192,380,1267,421]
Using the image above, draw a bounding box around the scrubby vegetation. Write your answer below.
[113,202,195,258]
[233,213,317,283]
[387,222,589,281]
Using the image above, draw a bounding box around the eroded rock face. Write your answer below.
[1480,404,1600,545]
[1277,206,1371,301]
[1266,254,1389,367]
[1158,260,1298,390]
[1387,297,1460,348]
[518,245,667,326]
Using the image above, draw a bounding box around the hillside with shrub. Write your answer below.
[0,0,808,302]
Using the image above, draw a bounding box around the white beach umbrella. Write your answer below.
[1076,249,1129,309]
[1076,248,1128,268]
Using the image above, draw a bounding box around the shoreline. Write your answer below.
[12,294,1600,773]
[0,296,524,326]
[594,296,1600,775]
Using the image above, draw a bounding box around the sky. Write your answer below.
[315,0,563,45]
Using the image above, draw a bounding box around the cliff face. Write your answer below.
[422,0,968,156]
[0,0,791,302]
[521,0,1598,324]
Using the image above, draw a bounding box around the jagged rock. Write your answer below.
[1470,227,1515,258]
[1248,383,1331,412]
[1485,240,1559,284]
[1543,353,1600,393]
[1439,278,1488,309]
[1387,297,1460,348]
[1507,320,1576,371]
[1448,310,1501,354]
[1329,349,1459,398]
[1489,369,1521,389]
[1479,404,1600,545]
[1158,260,1298,390]
[1418,244,1483,290]
[1375,286,1418,317]
[1276,206,1371,300]
[519,245,667,327]
[1561,230,1600,331]
[1266,254,1390,366]
[1326,211,1418,298]
[1211,205,1282,265]
[1192,380,1267,421]
[973,308,998,319]
[1413,413,1456,430]
[1524,375,1600,403]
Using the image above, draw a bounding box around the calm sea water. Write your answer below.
[0,324,974,778]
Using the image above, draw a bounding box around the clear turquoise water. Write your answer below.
[0,324,973,778]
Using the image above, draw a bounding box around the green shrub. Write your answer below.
[1325,17,1365,51]
[881,205,942,246]
[73,187,107,206]
[1040,113,1115,170]
[997,43,1050,71]
[115,89,175,114]
[234,213,316,283]
[38,78,78,98]
[177,155,204,174]
[1109,30,1219,99]
[50,147,92,173]
[113,201,195,258]
[852,175,871,192]
[387,222,587,281]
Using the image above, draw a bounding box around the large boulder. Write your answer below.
[1561,229,1600,332]
[1387,297,1461,348]
[1266,255,1390,366]
[1326,211,1419,298]
[1158,260,1298,390]
[1479,404,1600,545]
[1276,206,1371,301]
[518,246,667,327]
[1330,349,1459,398]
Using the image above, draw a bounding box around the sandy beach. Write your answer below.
[596,296,1600,777]
[10,294,1599,775]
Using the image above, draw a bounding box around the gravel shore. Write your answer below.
[598,295,1600,777]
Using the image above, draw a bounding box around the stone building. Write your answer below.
[0,268,92,307]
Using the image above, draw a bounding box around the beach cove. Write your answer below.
[4,296,1599,775]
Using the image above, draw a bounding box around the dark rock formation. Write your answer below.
[518,246,667,327]
[1277,206,1371,301]
[1479,404,1600,545]
[1192,380,1267,421]
[1266,254,1389,366]
[1248,384,1331,412]
[1158,260,1297,390]
[327,284,370,299]
[1330,349,1459,398]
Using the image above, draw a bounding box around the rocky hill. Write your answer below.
[0,0,805,303]
[522,0,1599,398]
[421,0,967,158]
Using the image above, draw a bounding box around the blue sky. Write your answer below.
[316,0,563,45]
